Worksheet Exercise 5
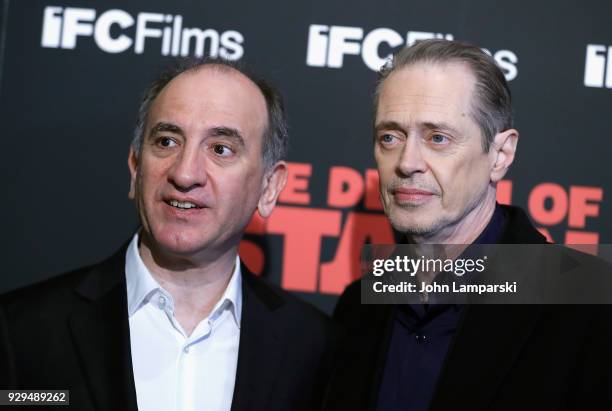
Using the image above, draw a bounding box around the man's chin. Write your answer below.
[388,215,442,237]
[149,230,214,257]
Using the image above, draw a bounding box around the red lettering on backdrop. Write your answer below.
[266,206,342,292]
[238,240,264,275]
[279,162,312,205]
[327,166,364,207]
[240,213,268,275]
[568,186,602,228]
[244,212,266,234]
[528,183,568,225]
[565,231,599,255]
[243,163,605,294]
[364,169,383,210]
[496,180,513,205]
[319,213,394,294]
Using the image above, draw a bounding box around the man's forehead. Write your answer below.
[377,63,476,122]
[159,65,264,104]
[380,95,457,113]
[147,65,268,133]
[377,95,471,128]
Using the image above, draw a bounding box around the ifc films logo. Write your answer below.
[40,6,244,59]
[584,45,612,88]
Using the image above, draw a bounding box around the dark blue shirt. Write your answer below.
[376,205,506,411]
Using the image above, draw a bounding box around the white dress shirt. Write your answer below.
[125,233,242,411]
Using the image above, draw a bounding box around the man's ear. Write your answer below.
[257,161,288,218]
[490,129,519,183]
[128,146,138,200]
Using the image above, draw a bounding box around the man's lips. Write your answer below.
[162,196,207,210]
[392,188,436,202]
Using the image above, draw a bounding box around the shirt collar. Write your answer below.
[125,233,160,317]
[210,256,242,328]
[124,233,243,328]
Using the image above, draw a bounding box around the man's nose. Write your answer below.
[167,145,207,192]
[397,137,428,177]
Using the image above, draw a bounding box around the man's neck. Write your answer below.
[138,236,237,336]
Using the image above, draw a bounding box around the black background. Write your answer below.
[1,0,610,313]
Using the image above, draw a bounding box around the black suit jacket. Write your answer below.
[0,245,335,411]
[323,205,612,411]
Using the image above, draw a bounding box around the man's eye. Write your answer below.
[212,144,233,157]
[380,134,398,145]
[431,134,448,144]
[158,137,176,148]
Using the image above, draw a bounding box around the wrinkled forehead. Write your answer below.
[149,66,268,137]
[376,62,477,124]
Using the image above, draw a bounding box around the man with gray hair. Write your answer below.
[0,58,334,411]
[323,39,612,411]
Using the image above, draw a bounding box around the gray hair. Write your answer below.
[374,39,513,152]
[132,57,289,168]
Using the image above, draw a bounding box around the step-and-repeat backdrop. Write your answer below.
[1,0,610,312]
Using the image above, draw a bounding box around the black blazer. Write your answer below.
[323,205,612,411]
[0,245,335,411]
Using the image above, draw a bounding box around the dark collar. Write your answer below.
[497,204,548,244]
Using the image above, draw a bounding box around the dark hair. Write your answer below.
[374,39,513,152]
[132,57,289,168]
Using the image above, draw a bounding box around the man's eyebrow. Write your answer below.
[422,121,460,135]
[209,126,245,147]
[149,122,184,137]
[374,120,407,133]
[374,120,463,139]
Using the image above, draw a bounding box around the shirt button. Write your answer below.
[158,295,166,309]
[183,346,190,354]
[415,334,427,343]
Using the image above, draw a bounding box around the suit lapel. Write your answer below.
[69,248,138,411]
[429,303,542,411]
[429,206,547,411]
[231,266,286,411]
[360,304,395,411]
[324,293,395,411]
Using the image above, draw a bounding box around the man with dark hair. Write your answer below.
[323,39,612,411]
[0,58,334,411]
